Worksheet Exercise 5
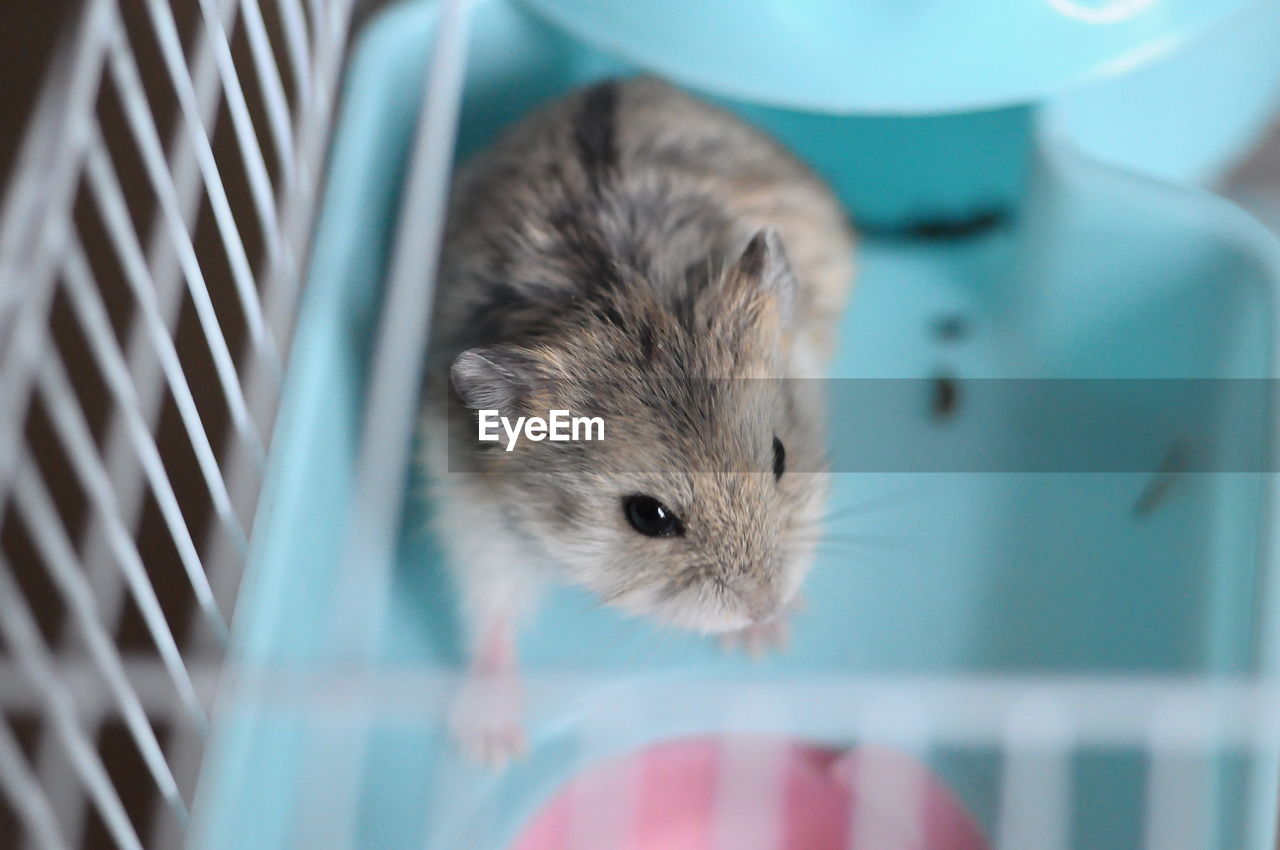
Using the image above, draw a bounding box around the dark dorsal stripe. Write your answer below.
[574,80,619,191]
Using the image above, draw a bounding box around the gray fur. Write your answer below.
[421,76,854,636]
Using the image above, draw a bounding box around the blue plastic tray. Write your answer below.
[192,2,1280,848]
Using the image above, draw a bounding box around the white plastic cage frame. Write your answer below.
[4,0,1280,849]
[0,0,353,847]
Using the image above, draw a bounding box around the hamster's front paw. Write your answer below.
[718,594,804,659]
[448,669,527,767]
[719,618,791,658]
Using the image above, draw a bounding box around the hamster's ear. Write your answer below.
[716,227,796,328]
[450,346,540,411]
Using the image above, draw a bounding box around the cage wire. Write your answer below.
[3,0,1280,849]
[0,0,354,847]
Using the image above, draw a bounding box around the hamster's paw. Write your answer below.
[719,617,791,659]
[448,670,527,767]
[718,595,804,658]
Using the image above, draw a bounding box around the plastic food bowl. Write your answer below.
[191,1,1280,848]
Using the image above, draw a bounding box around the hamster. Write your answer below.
[420,77,854,763]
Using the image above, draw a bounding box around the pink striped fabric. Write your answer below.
[511,736,989,850]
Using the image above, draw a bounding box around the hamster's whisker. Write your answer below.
[811,544,907,559]
[784,532,917,560]
[820,532,912,546]
[639,623,677,667]
[595,585,632,608]
[807,539,914,559]
[819,482,931,524]
[639,622,684,666]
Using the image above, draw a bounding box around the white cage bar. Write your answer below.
[0,0,353,847]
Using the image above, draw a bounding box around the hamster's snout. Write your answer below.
[743,594,780,625]
[732,574,785,625]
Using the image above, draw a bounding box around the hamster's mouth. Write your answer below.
[693,614,757,635]
[602,588,756,635]
[648,602,757,636]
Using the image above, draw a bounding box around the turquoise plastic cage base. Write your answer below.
[192,1,1280,848]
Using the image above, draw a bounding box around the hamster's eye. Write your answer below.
[623,495,685,538]
[773,436,785,481]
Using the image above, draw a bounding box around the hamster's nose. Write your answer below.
[734,573,782,624]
